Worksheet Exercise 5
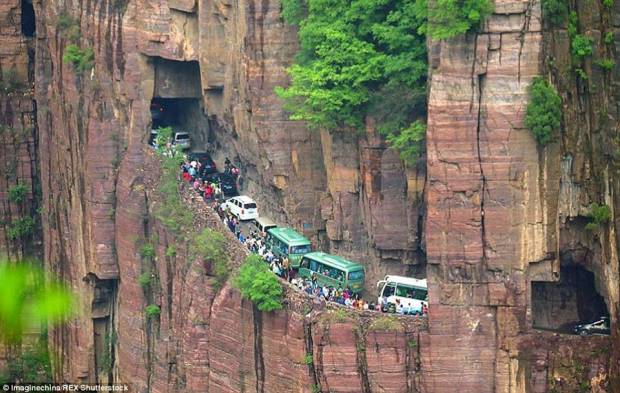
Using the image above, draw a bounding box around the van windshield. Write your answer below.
[244,203,257,209]
[348,270,364,281]
[176,134,189,140]
[290,245,311,254]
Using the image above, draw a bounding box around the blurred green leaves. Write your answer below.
[0,260,74,344]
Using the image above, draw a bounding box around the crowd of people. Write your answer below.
[178,154,426,315]
[181,161,223,202]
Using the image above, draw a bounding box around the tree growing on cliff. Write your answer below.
[585,203,612,231]
[190,228,229,286]
[277,0,492,165]
[525,77,562,146]
[425,0,494,39]
[62,44,94,73]
[234,255,283,312]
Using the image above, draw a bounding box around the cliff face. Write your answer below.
[425,0,620,390]
[0,0,616,391]
[0,0,39,259]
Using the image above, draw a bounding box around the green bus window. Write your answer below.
[348,270,364,281]
[290,245,311,254]
[309,260,318,271]
[301,258,309,268]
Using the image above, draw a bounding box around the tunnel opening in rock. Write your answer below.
[531,264,608,332]
[149,57,210,150]
[21,0,36,37]
[150,98,210,151]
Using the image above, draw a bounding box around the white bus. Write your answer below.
[376,275,428,314]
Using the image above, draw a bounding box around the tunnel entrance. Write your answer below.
[531,264,608,332]
[150,98,210,151]
[21,0,36,37]
[148,57,210,151]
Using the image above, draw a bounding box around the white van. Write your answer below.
[173,131,190,150]
[377,275,428,314]
[252,216,277,236]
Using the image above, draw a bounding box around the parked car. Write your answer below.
[189,152,217,176]
[214,173,238,197]
[574,317,610,336]
[221,195,259,221]
[172,131,190,150]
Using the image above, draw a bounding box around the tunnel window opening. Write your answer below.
[21,0,36,37]
[531,264,609,333]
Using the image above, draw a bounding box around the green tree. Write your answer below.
[524,77,562,146]
[234,255,283,312]
[381,120,426,164]
[277,0,491,164]
[541,0,568,25]
[191,228,229,285]
[0,260,74,344]
[426,0,494,39]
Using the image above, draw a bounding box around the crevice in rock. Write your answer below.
[475,73,489,264]
[517,0,535,83]
[252,305,265,393]
[404,330,421,392]
[304,320,320,391]
[353,326,371,393]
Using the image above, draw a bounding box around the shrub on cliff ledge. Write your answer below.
[234,255,283,312]
[62,44,94,72]
[8,184,28,204]
[7,216,35,241]
[525,77,562,146]
[571,34,593,58]
[190,228,229,286]
[585,202,612,231]
[144,305,161,319]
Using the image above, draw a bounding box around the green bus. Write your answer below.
[265,227,312,268]
[298,252,365,293]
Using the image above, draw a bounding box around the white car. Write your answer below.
[172,131,190,150]
[221,195,259,221]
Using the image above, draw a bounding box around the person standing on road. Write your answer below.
[282,257,290,281]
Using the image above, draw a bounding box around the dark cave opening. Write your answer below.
[532,264,609,332]
[150,97,210,151]
[21,0,36,37]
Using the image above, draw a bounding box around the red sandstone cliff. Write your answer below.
[0,0,617,391]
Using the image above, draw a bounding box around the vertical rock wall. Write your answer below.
[13,0,617,391]
[0,0,40,258]
[425,0,619,390]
